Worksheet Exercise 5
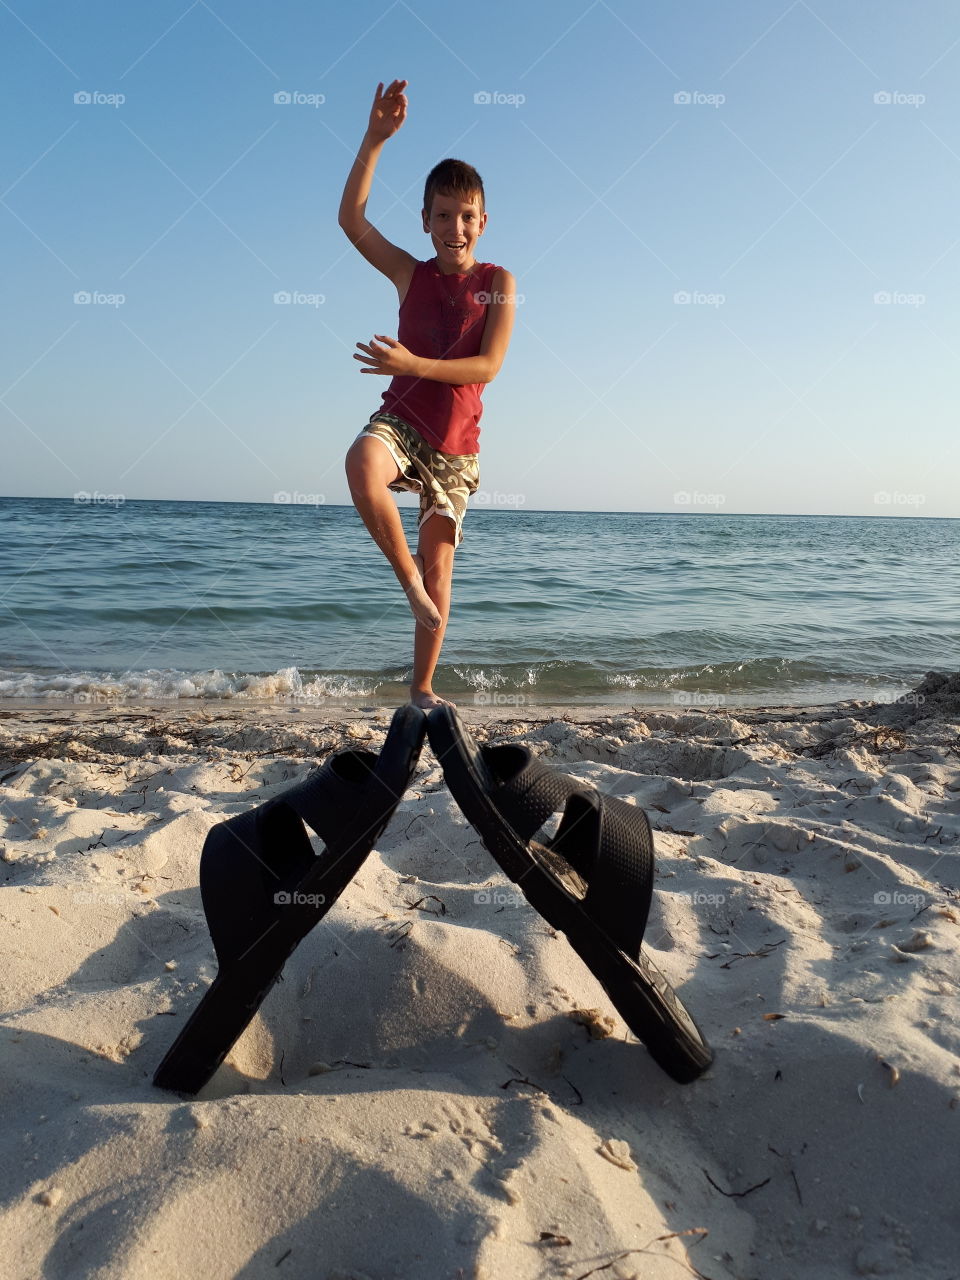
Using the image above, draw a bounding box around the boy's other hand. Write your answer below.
[354,334,418,377]
[366,80,408,144]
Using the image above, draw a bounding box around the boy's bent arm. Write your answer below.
[413,269,518,385]
[339,83,417,287]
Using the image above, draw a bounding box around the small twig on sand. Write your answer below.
[386,920,412,949]
[563,1075,583,1105]
[703,1169,770,1199]
[707,938,785,968]
[404,894,446,916]
[500,1073,548,1096]
[573,1230,713,1280]
[768,1144,803,1205]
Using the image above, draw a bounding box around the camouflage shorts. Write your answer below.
[355,412,480,547]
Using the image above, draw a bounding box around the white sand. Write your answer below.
[1,674,959,1279]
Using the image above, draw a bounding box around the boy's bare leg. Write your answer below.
[345,437,441,631]
[410,513,457,709]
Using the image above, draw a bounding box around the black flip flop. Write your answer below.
[154,704,427,1094]
[426,706,712,1083]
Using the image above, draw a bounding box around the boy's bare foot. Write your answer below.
[403,555,442,631]
[410,687,455,710]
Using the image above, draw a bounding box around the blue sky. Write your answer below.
[2,0,959,516]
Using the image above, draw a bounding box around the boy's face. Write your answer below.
[422,192,487,268]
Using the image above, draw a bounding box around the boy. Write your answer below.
[340,79,517,710]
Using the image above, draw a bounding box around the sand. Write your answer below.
[1,672,959,1280]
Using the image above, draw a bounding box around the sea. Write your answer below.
[0,496,957,710]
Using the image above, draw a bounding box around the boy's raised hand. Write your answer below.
[366,79,408,143]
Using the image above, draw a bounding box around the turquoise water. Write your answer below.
[0,497,957,707]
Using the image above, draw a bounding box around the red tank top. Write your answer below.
[378,257,502,454]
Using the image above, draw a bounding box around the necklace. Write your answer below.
[435,258,479,308]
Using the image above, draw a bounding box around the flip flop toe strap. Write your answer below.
[200,749,384,961]
[481,746,588,844]
[274,749,384,850]
[551,790,655,957]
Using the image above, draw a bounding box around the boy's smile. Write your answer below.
[423,192,487,273]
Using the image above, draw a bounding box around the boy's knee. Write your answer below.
[344,440,374,494]
[344,438,363,476]
[346,435,402,496]
[422,562,452,593]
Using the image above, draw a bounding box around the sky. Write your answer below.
[2,0,959,516]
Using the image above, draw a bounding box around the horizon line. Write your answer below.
[0,495,956,521]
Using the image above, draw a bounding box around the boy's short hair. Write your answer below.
[423,158,485,218]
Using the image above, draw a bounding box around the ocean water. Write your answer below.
[0,497,957,708]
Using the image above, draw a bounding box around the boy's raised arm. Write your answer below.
[339,80,417,290]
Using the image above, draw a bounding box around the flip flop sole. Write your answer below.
[154,708,426,1094]
[429,712,713,1083]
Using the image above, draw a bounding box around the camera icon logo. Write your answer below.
[474,91,492,104]
[74,91,92,105]
[274,91,292,105]
[274,891,291,904]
